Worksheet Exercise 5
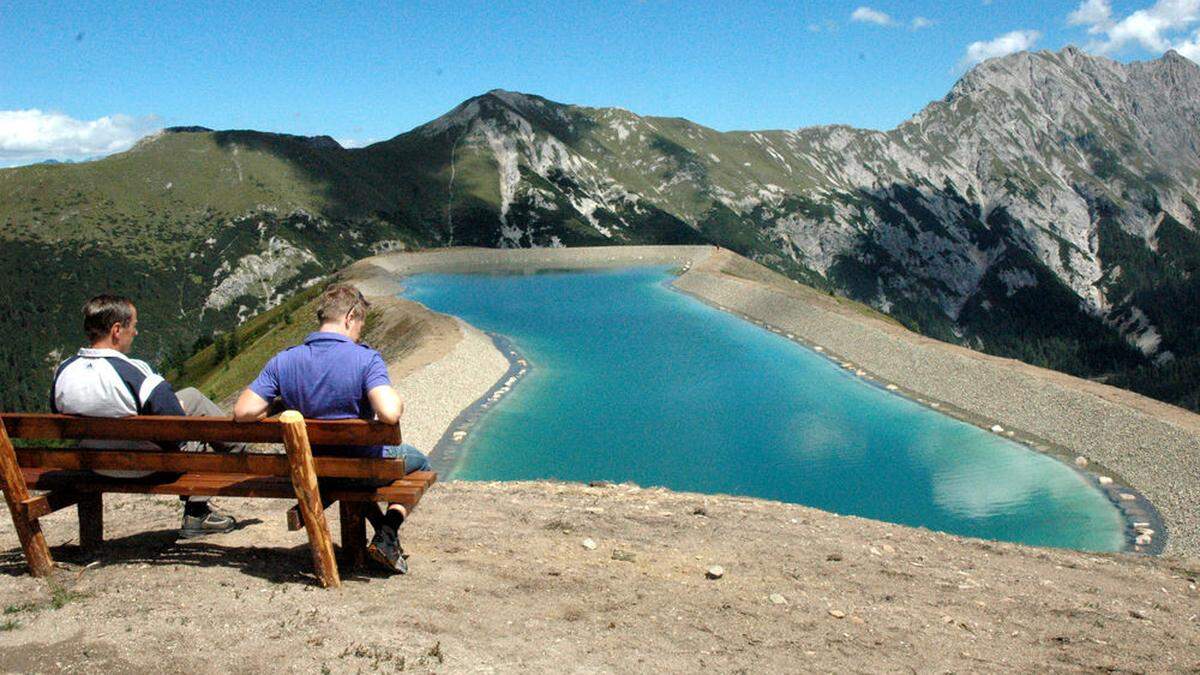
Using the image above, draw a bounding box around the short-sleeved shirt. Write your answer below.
[248,332,392,457]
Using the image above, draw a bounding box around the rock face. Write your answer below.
[394,48,1200,407]
[202,235,317,318]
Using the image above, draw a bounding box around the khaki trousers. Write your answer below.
[175,387,247,504]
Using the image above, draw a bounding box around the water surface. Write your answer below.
[403,267,1126,551]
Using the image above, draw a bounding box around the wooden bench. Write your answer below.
[0,411,436,588]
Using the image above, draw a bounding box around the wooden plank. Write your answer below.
[24,469,297,498]
[20,468,429,502]
[16,448,410,480]
[403,471,438,488]
[279,411,340,589]
[1,413,401,446]
[0,418,54,576]
[78,494,103,549]
[20,490,83,520]
[339,502,368,570]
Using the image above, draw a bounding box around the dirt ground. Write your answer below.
[1,481,1198,673]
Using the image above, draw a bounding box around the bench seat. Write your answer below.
[0,411,436,587]
[19,468,437,504]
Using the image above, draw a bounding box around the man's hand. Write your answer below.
[367,385,404,425]
[233,388,271,422]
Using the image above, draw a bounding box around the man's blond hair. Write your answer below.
[316,283,370,324]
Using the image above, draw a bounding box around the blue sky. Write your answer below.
[1,1,1197,165]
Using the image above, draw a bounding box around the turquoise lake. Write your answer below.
[403,266,1127,551]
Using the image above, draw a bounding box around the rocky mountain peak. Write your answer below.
[304,135,342,150]
[414,89,565,138]
[1160,48,1192,65]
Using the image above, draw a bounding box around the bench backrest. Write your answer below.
[0,413,401,446]
[0,413,407,479]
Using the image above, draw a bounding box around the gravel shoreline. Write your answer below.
[390,318,510,457]
[352,245,1200,558]
[423,333,529,477]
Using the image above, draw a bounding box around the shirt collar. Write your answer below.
[77,347,131,360]
[303,331,354,345]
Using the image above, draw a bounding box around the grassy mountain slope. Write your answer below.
[0,132,416,409]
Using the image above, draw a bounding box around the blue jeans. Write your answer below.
[381,443,432,473]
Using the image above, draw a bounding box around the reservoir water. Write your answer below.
[403,266,1126,551]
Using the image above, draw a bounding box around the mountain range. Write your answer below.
[3,46,1199,412]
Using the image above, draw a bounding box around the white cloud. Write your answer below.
[0,109,161,166]
[1069,0,1200,54]
[851,6,895,26]
[958,29,1042,69]
[850,7,933,31]
[1068,0,1113,31]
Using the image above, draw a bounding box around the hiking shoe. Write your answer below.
[179,504,237,538]
[367,525,408,574]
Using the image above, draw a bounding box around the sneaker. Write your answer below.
[367,525,408,574]
[179,504,237,538]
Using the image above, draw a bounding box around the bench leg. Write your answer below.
[77,494,103,550]
[279,412,341,588]
[339,502,368,571]
[0,419,53,576]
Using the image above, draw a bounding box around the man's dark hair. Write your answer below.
[316,283,370,324]
[83,294,135,342]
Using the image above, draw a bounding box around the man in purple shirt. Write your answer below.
[233,284,429,574]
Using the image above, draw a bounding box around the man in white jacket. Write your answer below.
[50,294,242,537]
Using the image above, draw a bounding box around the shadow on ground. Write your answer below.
[0,520,399,586]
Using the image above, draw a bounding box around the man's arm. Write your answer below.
[233,388,272,421]
[367,385,404,425]
[235,356,279,421]
[362,350,402,425]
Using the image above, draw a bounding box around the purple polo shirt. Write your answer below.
[249,331,392,457]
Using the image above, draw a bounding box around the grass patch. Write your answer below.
[48,581,90,609]
[174,287,324,403]
[3,601,37,615]
[0,583,91,624]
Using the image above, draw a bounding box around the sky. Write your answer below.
[1,0,1198,166]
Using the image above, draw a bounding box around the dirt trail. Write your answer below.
[1,482,1198,672]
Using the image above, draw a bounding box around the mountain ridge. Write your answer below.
[3,46,1199,412]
